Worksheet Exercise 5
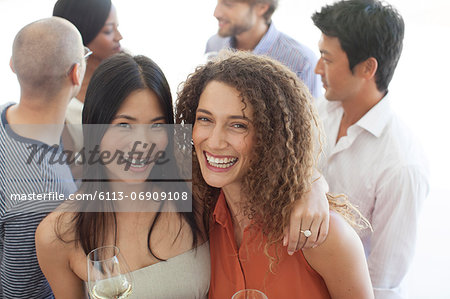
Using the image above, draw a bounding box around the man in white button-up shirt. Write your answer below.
[312,1,429,298]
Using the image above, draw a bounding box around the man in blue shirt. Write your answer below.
[206,0,321,99]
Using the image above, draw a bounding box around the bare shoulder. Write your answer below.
[36,211,60,244]
[325,211,362,249]
[302,212,373,298]
[36,212,87,298]
[36,210,76,252]
[303,211,364,265]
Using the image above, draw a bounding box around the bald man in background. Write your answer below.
[0,17,85,298]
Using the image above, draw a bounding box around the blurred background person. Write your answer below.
[206,0,321,99]
[53,0,123,154]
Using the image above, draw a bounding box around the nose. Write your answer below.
[128,126,152,154]
[314,58,324,75]
[213,1,222,19]
[207,125,227,150]
[114,27,123,42]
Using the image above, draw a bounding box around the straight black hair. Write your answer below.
[61,53,200,257]
[53,0,112,46]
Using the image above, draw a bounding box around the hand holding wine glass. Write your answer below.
[87,245,133,299]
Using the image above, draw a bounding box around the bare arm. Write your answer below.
[284,172,330,254]
[303,212,374,299]
[35,213,86,299]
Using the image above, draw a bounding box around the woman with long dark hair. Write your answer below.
[36,53,209,298]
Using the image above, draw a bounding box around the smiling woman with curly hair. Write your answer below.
[176,50,373,299]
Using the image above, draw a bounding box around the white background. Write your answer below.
[1,1,449,298]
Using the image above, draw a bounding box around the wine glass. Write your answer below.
[232,289,268,299]
[87,245,133,299]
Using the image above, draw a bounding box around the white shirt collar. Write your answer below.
[323,93,393,138]
[355,93,393,138]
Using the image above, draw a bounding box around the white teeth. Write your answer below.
[131,163,145,168]
[124,157,148,166]
[204,152,237,168]
[208,161,235,168]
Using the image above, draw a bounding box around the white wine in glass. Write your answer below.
[87,245,133,299]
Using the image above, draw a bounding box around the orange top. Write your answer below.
[209,191,331,299]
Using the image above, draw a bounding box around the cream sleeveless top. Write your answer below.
[86,242,210,299]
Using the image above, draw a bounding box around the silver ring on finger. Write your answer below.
[300,229,312,238]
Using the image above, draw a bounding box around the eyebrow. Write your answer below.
[113,115,166,122]
[196,108,252,122]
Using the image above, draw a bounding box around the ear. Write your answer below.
[9,57,15,74]
[359,57,378,80]
[255,3,270,18]
[68,63,82,86]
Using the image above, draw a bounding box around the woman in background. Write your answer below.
[53,0,123,154]
[176,51,374,299]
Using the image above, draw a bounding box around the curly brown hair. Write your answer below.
[176,50,368,265]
